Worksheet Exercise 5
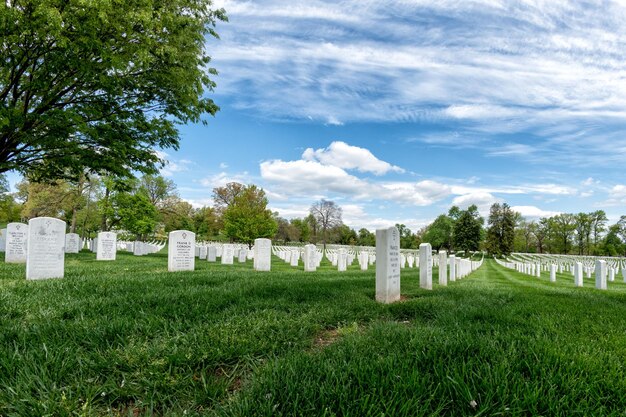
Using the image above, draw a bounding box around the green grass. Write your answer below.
[2,252,626,416]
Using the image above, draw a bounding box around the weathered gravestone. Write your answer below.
[375,227,400,304]
[419,243,433,290]
[5,222,28,263]
[221,244,234,265]
[238,249,247,263]
[199,246,208,260]
[26,217,65,280]
[65,233,81,254]
[304,244,317,272]
[168,230,195,272]
[96,232,117,261]
[253,238,271,271]
[550,264,556,282]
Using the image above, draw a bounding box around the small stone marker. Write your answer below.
[574,262,583,287]
[253,238,271,271]
[375,227,400,304]
[96,232,117,261]
[207,246,217,262]
[238,249,247,263]
[550,264,556,282]
[221,244,234,265]
[419,243,432,290]
[0,228,6,252]
[609,268,615,282]
[304,244,317,272]
[5,222,28,263]
[199,246,208,260]
[438,250,447,286]
[65,233,81,254]
[167,230,195,272]
[26,217,66,280]
[595,260,607,290]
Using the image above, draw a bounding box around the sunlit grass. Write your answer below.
[1,251,626,416]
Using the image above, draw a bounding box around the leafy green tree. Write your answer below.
[552,213,576,254]
[485,203,516,256]
[115,193,158,240]
[0,174,21,223]
[334,224,357,245]
[290,218,311,243]
[590,210,608,254]
[193,206,222,240]
[423,214,454,250]
[453,204,483,255]
[602,224,623,256]
[574,212,592,255]
[0,0,226,181]
[223,185,277,247]
[357,228,375,247]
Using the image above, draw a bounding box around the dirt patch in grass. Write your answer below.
[314,328,341,349]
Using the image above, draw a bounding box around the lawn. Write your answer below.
[2,251,626,416]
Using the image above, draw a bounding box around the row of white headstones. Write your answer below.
[1,220,483,303]
[496,253,626,290]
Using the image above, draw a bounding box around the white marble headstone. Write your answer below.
[65,233,81,254]
[26,217,65,280]
[375,227,400,304]
[438,250,447,286]
[221,244,234,265]
[167,230,195,271]
[253,239,271,271]
[419,243,433,290]
[207,246,217,262]
[5,222,28,263]
[304,244,317,272]
[96,232,117,261]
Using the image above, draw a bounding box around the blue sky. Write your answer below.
[14,0,626,231]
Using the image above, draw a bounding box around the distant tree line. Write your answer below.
[2,174,625,256]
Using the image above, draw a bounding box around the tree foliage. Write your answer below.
[0,0,226,181]
[485,203,516,256]
[222,185,277,246]
[453,204,483,255]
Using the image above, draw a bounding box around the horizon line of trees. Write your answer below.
[1,174,626,256]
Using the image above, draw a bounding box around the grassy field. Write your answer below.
[2,251,626,416]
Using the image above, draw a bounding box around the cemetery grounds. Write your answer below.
[2,251,626,416]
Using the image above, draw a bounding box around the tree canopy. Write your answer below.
[0,0,227,181]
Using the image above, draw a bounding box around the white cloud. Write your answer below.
[199,171,251,188]
[511,205,561,219]
[603,184,626,206]
[154,150,193,177]
[302,141,404,175]
[452,192,502,216]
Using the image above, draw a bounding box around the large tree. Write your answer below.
[453,204,483,255]
[0,0,226,181]
[309,199,342,249]
[485,203,516,256]
[222,185,277,247]
[423,214,454,250]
